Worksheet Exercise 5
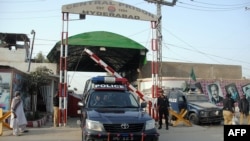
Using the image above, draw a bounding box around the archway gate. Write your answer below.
[60,0,159,126]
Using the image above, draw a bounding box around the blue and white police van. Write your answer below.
[77,76,159,141]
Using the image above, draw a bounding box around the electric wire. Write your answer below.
[178,1,247,10]
[69,49,85,86]
[190,0,250,7]
[0,0,249,77]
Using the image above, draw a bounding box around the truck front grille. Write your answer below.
[103,123,144,133]
[209,110,222,116]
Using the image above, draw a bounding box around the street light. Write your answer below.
[28,29,35,72]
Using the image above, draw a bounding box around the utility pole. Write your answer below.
[144,0,177,88]
[28,29,35,72]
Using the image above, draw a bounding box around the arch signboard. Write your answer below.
[59,0,158,126]
[62,0,157,21]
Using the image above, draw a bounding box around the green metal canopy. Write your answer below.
[47,31,148,81]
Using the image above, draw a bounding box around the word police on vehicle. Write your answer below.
[169,98,177,103]
[94,84,125,89]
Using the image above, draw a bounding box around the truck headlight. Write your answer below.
[145,119,155,130]
[215,110,220,115]
[200,111,205,116]
[86,119,104,131]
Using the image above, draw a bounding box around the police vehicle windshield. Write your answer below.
[89,91,140,108]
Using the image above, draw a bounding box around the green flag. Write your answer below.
[190,67,196,81]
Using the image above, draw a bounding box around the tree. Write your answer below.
[34,51,50,63]
[28,66,53,89]
[26,66,54,119]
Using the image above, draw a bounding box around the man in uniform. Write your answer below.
[222,93,235,125]
[157,88,169,130]
[53,90,59,127]
[238,94,249,124]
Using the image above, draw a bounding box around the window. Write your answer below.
[88,91,139,108]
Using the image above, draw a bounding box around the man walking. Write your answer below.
[157,88,170,130]
[238,94,249,124]
[10,91,28,136]
[222,94,235,125]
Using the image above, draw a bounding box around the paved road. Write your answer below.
[1,117,224,141]
[158,124,223,141]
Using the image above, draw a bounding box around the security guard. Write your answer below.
[238,94,249,124]
[222,93,235,125]
[53,90,59,127]
[157,88,170,130]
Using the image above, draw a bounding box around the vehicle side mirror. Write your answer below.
[141,102,147,108]
[78,101,85,107]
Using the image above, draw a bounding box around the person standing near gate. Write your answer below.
[222,93,235,125]
[10,91,28,136]
[157,88,170,130]
[53,90,59,127]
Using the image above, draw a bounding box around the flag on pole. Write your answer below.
[190,67,196,81]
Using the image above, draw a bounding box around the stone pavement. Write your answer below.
[1,117,81,141]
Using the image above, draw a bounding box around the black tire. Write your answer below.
[189,113,199,125]
[213,121,222,125]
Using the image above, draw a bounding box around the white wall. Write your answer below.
[0,48,57,74]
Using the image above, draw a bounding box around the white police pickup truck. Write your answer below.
[77,76,159,141]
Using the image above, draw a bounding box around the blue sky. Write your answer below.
[1,0,250,93]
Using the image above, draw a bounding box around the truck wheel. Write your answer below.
[189,113,199,125]
[213,121,222,125]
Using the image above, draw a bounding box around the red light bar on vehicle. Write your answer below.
[91,76,128,84]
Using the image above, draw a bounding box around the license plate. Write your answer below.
[112,136,134,141]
